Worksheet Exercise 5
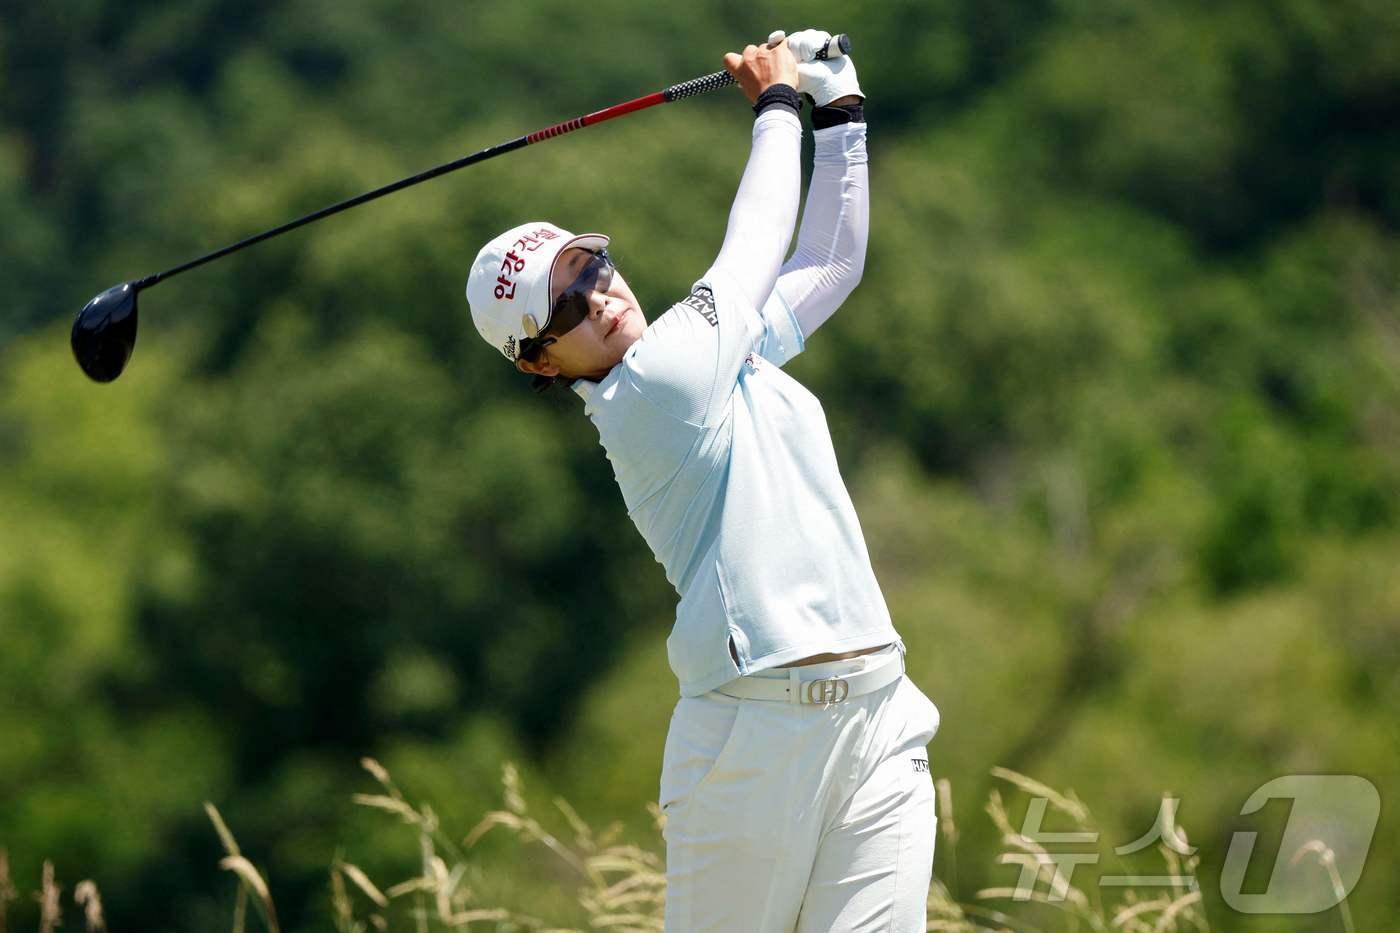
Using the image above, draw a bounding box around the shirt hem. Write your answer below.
[675,628,902,698]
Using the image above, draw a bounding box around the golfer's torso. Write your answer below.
[582,281,897,696]
[698,351,896,680]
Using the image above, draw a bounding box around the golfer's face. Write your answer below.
[543,247,646,377]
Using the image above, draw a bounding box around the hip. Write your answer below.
[658,654,940,818]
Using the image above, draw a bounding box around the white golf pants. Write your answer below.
[660,650,941,931]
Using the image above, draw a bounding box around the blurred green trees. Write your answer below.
[1,0,1397,929]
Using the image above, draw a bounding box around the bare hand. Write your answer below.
[722,39,799,105]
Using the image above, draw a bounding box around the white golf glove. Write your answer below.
[768,29,864,106]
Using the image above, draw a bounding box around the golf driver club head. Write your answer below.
[71,282,139,383]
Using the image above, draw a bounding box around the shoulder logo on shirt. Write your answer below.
[680,286,718,328]
[912,758,929,773]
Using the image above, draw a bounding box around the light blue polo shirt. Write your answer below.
[575,270,901,697]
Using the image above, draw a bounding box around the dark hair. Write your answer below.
[517,336,576,393]
[530,373,576,393]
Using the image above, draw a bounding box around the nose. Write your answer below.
[588,289,609,318]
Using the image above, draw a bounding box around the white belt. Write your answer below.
[714,647,904,706]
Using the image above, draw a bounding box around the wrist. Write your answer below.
[753,84,802,117]
[811,100,865,129]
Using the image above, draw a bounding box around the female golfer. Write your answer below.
[466,32,940,931]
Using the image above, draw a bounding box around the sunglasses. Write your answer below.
[520,249,615,360]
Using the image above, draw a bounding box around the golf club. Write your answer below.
[70,33,852,383]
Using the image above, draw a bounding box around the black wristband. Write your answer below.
[811,102,865,130]
[753,84,801,117]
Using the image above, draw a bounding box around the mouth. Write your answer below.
[606,307,628,337]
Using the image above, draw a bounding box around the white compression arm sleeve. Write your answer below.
[773,121,868,338]
[707,108,804,311]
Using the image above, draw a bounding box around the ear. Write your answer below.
[516,355,560,378]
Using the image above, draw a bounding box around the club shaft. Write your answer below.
[134,70,737,290]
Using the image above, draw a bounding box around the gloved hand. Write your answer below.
[767,29,864,106]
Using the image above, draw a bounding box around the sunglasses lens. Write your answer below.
[545,250,612,338]
[548,295,588,336]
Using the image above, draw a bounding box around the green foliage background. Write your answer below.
[1,0,1398,929]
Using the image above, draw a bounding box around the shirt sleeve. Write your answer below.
[706,108,803,325]
[606,107,803,426]
[768,120,869,342]
[618,270,775,426]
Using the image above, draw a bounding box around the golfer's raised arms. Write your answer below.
[769,31,868,339]
[711,40,803,314]
[769,117,867,338]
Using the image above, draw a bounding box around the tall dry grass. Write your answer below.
[328,757,666,931]
[249,760,1218,932]
[0,851,106,933]
[928,769,1209,933]
[0,762,1359,931]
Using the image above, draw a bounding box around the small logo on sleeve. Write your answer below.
[680,286,718,327]
[912,758,929,773]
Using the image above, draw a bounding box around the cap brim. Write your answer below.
[540,232,610,331]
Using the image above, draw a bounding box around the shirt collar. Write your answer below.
[572,352,633,406]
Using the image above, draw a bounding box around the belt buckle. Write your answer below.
[804,676,850,706]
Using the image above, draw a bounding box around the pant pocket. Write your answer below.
[659,693,750,814]
[898,676,942,745]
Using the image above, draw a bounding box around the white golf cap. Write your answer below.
[466,221,610,361]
